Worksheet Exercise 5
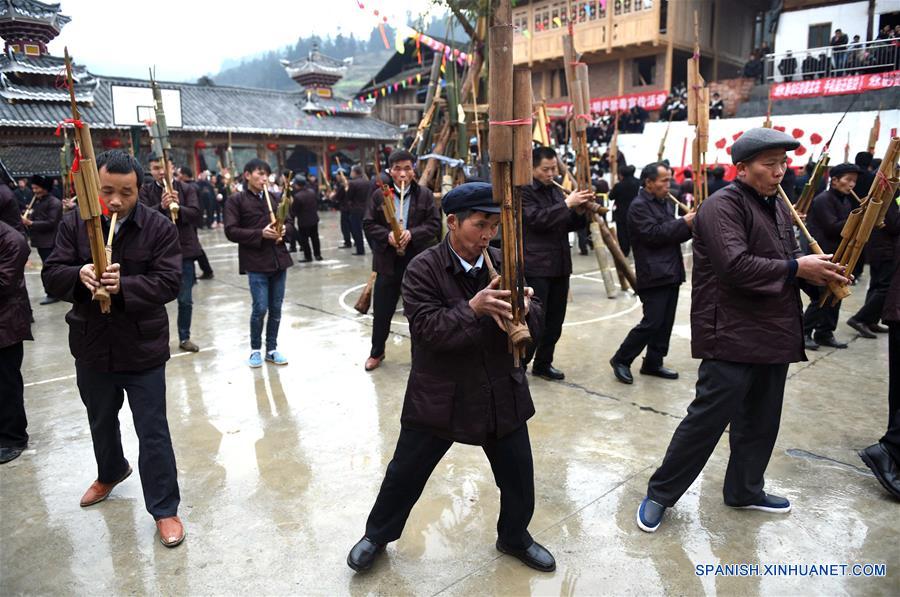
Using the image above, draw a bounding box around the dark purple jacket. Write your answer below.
[400,239,543,445]
[806,188,854,254]
[0,185,25,235]
[627,188,693,291]
[27,193,62,249]
[139,180,203,259]
[290,188,319,227]
[0,220,33,349]
[224,189,294,274]
[691,180,805,364]
[42,203,182,372]
[521,179,587,278]
[363,179,441,276]
[867,198,899,263]
[341,177,371,215]
[882,235,900,323]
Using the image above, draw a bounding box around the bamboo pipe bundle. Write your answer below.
[379,184,405,257]
[482,249,532,350]
[65,48,110,313]
[795,154,830,214]
[872,138,900,227]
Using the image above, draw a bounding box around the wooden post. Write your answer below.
[618,57,625,95]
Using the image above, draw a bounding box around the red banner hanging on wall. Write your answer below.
[769,70,900,100]
[546,89,668,119]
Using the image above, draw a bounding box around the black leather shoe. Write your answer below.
[847,318,877,339]
[858,443,900,500]
[610,358,633,384]
[868,322,889,334]
[640,365,679,380]
[496,540,556,572]
[814,334,848,349]
[347,537,385,572]
[39,296,59,305]
[804,334,819,351]
[198,272,214,280]
[0,445,25,464]
[532,364,565,380]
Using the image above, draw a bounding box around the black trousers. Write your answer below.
[614,217,631,257]
[0,342,27,448]
[75,363,180,519]
[884,323,900,462]
[613,283,680,369]
[853,260,894,325]
[365,424,535,549]
[370,265,407,358]
[196,248,213,276]
[349,212,365,255]
[37,246,55,297]
[340,210,352,245]
[802,284,841,338]
[647,359,788,507]
[525,275,570,368]
[297,224,322,260]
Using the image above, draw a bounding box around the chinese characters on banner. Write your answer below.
[546,89,668,118]
[770,70,899,100]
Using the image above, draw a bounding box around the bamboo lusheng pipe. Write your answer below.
[64,48,110,313]
[550,179,608,215]
[354,272,377,314]
[149,68,177,223]
[832,207,863,265]
[872,138,900,227]
[482,248,531,365]
[105,211,117,264]
[867,110,880,154]
[795,153,830,214]
[667,192,691,214]
[776,184,851,303]
[379,179,405,256]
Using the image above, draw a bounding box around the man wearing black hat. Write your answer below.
[362,149,441,372]
[347,182,555,573]
[520,146,593,380]
[610,162,695,385]
[21,175,62,305]
[636,127,849,533]
[801,163,860,350]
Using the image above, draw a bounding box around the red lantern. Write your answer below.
[102,138,122,149]
[328,144,337,152]
[195,140,208,149]
[266,143,279,151]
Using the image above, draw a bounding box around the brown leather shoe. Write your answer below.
[80,466,133,507]
[156,515,185,547]
[364,355,384,372]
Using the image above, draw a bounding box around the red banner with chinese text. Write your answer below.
[769,70,900,100]
[546,89,668,119]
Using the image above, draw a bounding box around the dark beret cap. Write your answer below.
[829,162,861,178]
[442,182,501,215]
[731,127,801,164]
[29,174,54,190]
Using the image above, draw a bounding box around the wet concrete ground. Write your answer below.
[2,211,896,596]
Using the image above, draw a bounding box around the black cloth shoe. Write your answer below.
[532,364,565,380]
[847,317,877,339]
[610,358,633,384]
[814,334,848,349]
[804,334,819,351]
[639,364,679,380]
[869,323,889,334]
[496,540,556,572]
[315,255,324,261]
[340,242,352,249]
[301,257,313,263]
[858,443,900,500]
[0,445,25,464]
[198,272,214,280]
[347,537,385,572]
[39,296,59,305]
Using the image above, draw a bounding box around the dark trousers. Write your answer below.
[525,275,570,368]
[365,424,535,550]
[196,248,213,276]
[177,259,195,342]
[349,212,365,255]
[647,360,788,507]
[75,363,180,519]
[802,284,841,338]
[37,246,55,297]
[0,342,27,448]
[853,260,894,325]
[576,228,591,253]
[298,224,322,260]
[340,210,352,246]
[614,217,631,257]
[370,266,406,358]
[884,323,900,462]
[613,284,680,369]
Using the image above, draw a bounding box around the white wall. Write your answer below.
[774,1,898,55]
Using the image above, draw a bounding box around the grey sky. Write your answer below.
[48,0,440,81]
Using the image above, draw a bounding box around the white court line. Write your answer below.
[24,346,217,388]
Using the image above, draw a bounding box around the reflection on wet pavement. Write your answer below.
[3,214,896,595]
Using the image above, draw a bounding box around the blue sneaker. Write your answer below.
[266,350,288,365]
[248,351,263,368]
[636,496,666,533]
[727,492,791,513]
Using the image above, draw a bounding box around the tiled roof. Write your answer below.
[0,142,62,177]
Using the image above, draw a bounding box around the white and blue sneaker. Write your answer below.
[726,492,791,513]
[248,351,263,368]
[636,496,666,533]
[266,350,288,365]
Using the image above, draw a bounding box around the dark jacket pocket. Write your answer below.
[402,370,456,430]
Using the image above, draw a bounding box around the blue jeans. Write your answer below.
[177,259,195,342]
[248,269,287,352]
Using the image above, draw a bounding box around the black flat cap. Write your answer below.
[732,127,800,164]
[442,182,501,215]
[29,174,53,190]
[829,162,861,178]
